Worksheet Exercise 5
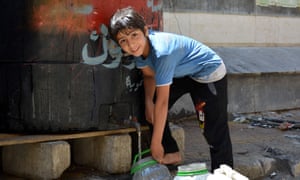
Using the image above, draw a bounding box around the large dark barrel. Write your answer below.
[0,0,163,133]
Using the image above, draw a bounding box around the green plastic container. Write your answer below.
[131,149,172,180]
[174,162,210,180]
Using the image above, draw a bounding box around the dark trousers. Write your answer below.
[151,75,233,170]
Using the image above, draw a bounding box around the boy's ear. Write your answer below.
[144,26,149,36]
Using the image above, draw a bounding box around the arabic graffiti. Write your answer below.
[81,0,162,69]
[126,76,144,93]
[81,24,135,69]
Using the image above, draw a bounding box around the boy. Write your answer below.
[109,7,233,170]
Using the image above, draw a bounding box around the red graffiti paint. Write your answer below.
[87,0,163,32]
[30,0,90,33]
[30,0,162,34]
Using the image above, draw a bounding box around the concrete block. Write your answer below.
[170,123,185,161]
[227,73,300,113]
[289,160,300,177]
[2,141,70,179]
[234,154,276,179]
[72,134,132,174]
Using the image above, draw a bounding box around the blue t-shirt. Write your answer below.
[135,30,224,86]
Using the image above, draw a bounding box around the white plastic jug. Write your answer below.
[174,162,210,180]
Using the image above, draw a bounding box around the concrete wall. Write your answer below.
[163,0,300,16]
[163,12,300,46]
[162,0,300,46]
[228,73,300,113]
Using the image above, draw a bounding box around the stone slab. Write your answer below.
[213,47,300,74]
[72,134,132,174]
[71,124,185,174]
[2,141,70,179]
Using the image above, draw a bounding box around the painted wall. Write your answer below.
[0,0,162,63]
[0,0,163,132]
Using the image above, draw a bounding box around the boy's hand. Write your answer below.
[150,140,164,164]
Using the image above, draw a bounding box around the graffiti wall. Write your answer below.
[0,0,163,132]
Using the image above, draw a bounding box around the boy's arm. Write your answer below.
[141,67,156,123]
[151,85,170,162]
[141,67,170,162]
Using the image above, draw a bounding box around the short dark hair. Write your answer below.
[109,7,146,42]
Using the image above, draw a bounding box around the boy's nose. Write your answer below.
[127,40,136,49]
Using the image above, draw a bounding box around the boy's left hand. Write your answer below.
[150,141,164,164]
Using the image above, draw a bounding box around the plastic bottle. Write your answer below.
[131,149,172,180]
[174,162,210,180]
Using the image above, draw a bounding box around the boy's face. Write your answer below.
[116,27,149,57]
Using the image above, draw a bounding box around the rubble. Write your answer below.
[232,110,300,130]
[231,109,300,179]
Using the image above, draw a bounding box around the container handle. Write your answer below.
[133,148,151,164]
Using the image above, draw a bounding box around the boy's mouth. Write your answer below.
[131,46,140,54]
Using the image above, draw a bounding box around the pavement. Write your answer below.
[1,109,300,180]
[178,110,300,180]
[213,47,300,74]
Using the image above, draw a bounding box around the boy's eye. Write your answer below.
[132,32,138,37]
[118,39,127,45]
[131,31,141,39]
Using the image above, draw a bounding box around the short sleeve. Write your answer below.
[154,55,177,86]
[135,57,150,69]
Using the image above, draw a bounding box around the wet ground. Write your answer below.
[1,109,300,179]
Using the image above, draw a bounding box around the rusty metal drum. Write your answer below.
[0,0,163,132]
